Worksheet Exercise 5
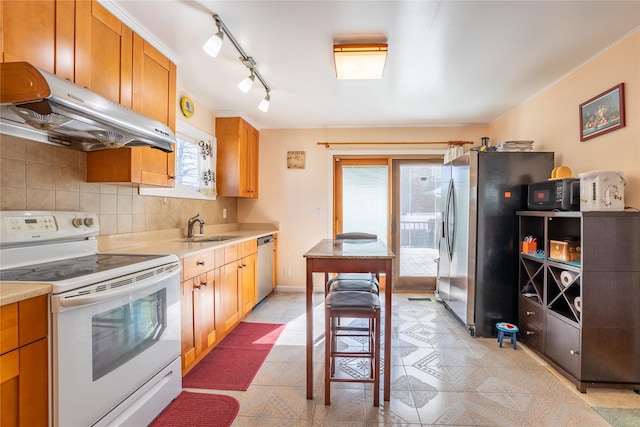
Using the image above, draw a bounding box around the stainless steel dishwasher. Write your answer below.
[256,234,275,303]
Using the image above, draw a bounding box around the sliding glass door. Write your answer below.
[333,156,443,290]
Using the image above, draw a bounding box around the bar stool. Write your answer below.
[325,291,381,407]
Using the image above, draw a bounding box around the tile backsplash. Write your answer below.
[0,135,237,236]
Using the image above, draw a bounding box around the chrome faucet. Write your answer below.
[187,213,205,238]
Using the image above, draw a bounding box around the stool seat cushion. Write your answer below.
[328,278,379,294]
[496,322,519,333]
[325,291,380,310]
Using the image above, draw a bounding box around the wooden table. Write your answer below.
[303,239,395,401]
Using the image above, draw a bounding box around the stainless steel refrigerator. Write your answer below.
[438,150,554,337]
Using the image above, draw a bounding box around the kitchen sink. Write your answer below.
[188,235,239,242]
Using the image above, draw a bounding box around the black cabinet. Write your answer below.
[517,211,640,392]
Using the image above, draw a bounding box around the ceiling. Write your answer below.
[106,1,640,131]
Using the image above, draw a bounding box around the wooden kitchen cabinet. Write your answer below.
[75,0,133,107]
[216,259,240,335]
[0,295,48,427]
[517,211,640,392]
[216,117,259,198]
[85,32,176,187]
[180,251,218,373]
[1,0,75,79]
[239,240,258,316]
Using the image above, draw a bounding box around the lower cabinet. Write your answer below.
[180,240,259,375]
[215,260,240,335]
[0,295,48,427]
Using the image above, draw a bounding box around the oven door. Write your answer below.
[51,262,181,427]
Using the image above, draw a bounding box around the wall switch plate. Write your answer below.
[223,208,227,219]
[284,267,291,277]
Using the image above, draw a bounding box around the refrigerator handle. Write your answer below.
[444,178,455,261]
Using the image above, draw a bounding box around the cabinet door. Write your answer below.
[216,261,240,334]
[216,117,259,198]
[1,0,75,79]
[245,124,259,197]
[18,339,48,427]
[195,271,216,355]
[240,253,257,315]
[75,0,133,106]
[128,34,177,187]
[546,312,581,378]
[180,278,196,371]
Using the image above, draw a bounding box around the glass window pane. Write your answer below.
[342,166,388,244]
[399,163,442,277]
[175,138,199,189]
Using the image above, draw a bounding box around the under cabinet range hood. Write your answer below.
[0,62,175,152]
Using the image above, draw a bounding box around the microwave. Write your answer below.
[527,179,580,211]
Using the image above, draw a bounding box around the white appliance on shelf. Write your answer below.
[578,170,626,211]
[0,211,182,427]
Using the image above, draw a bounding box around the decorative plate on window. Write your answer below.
[180,96,195,118]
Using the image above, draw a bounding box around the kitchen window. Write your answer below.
[140,121,216,199]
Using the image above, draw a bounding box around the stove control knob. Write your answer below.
[72,218,84,228]
[83,217,95,227]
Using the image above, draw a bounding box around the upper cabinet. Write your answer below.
[86,32,177,187]
[1,0,75,79]
[75,0,133,107]
[2,0,177,187]
[216,117,259,198]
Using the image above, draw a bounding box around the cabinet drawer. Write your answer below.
[0,303,19,354]
[182,251,216,280]
[241,239,257,257]
[224,244,239,264]
[545,312,581,378]
[518,297,544,351]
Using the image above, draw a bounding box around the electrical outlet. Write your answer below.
[222,208,227,219]
[284,267,291,277]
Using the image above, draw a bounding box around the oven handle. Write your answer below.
[59,263,180,308]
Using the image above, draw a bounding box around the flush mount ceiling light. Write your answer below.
[203,14,272,111]
[333,44,388,80]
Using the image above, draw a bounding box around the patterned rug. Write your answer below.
[150,392,239,427]
[593,407,640,427]
[182,321,285,390]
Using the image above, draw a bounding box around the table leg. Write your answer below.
[306,260,313,399]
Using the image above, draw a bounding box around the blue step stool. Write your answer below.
[496,322,519,349]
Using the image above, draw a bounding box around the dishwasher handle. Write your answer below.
[257,234,275,246]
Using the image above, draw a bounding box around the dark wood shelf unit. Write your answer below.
[517,210,640,393]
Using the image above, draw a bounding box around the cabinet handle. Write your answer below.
[242,263,247,267]
[200,281,207,287]
[193,283,201,289]
[570,350,580,355]
[197,260,205,266]
[526,331,535,336]
[526,311,535,316]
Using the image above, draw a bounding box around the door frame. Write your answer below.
[330,151,444,290]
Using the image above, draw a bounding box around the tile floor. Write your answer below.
[183,291,640,426]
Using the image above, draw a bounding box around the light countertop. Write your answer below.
[1,223,278,306]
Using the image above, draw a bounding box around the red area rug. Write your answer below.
[182,322,285,390]
[150,391,239,427]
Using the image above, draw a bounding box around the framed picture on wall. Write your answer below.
[579,83,625,141]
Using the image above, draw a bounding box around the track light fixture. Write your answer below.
[258,91,270,112]
[238,70,255,93]
[202,20,224,57]
[204,13,272,112]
